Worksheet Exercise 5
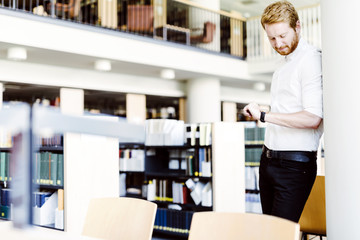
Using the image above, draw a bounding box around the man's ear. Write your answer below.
[295,20,301,33]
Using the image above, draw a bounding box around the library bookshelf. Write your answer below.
[120,121,245,238]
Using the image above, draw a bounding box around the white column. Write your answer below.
[222,101,237,122]
[61,88,119,234]
[321,1,360,239]
[126,93,146,125]
[186,78,220,123]
[0,83,3,109]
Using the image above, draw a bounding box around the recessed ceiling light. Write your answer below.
[94,59,111,71]
[253,82,266,91]
[7,47,27,61]
[160,69,175,79]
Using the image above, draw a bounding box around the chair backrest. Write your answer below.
[82,197,157,240]
[127,5,154,32]
[202,21,216,43]
[188,212,300,240]
[299,175,326,235]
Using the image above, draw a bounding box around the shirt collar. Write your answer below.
[285,37,305,62]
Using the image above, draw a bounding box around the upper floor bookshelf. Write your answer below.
[0,0,246,58]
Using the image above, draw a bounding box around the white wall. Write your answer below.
[321,0,360,239]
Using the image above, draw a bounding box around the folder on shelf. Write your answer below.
[33,190,58,226]
[201,182,212,207]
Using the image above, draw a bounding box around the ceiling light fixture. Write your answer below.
[7,47,27,61]
[94,59,112,72]
[160,69,175,80]
[253,82,266,91]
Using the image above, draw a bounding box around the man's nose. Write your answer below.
[275,39,283,48]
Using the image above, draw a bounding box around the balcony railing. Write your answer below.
[0,0,246,58]
[246,4,321,61]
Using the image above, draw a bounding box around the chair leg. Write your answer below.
[301,232,307,240]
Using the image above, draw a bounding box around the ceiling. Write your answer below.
[220,0,320,18]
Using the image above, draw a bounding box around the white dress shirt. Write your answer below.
[265,38,323,151]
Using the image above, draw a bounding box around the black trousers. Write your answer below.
[259,150,317,222]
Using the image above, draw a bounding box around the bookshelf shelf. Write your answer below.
[145,145,212,150]
[0,148,11,152]
[245,142,264,146]
[245,162,260,167]
[153,229,188,239]
[37,184,64,190]
[38,146,64,152]
[145,172,211,180]
[119,170,145,174]
[153,201,212,211]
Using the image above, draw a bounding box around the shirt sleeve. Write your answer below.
[300,49,323,118]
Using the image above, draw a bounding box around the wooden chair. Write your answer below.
[47,0,81,19]
[188,212,300,240]
[299,175,326,240]
[190,21,216,44]
[127,5,154,34]
[82,197,157,240]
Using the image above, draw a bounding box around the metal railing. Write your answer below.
[246,4,321,61]
[0,0,246,58]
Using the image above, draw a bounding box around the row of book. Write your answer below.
[0,152,11,182]
[144,120,213,146]
[1,188,11,207]
[245,166,259,191]
[0,133,63,149]
[245,127,265,143]
[184,148,211,177]
[245,148,262,165]
[0,130,12,148]
[146,178,212,207]
[32,189,64,230]
[34,152,64,186]
[145,119,185,146]
[154,208,194,235]
[185,123,212,146]
[0,204,10,219]
[119,149,145,172]
[146,106,177,120]
[245,193,262,214]
[34,134,63,148]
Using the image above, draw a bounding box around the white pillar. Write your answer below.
[0,83,3,109]
[186,78,220,123]
[321,1,360,239]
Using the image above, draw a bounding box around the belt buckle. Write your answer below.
[266,149,272,158]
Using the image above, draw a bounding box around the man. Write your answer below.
[243,0,323,222]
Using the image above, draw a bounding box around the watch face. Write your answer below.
[260,112,266,122]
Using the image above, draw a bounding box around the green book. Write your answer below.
[57,154,64,186]
[40,152,46,184]
[4,153,10,181]
[45,152,50,184]
[35,152,41,184]
[50,153,58,185]
[0,152,6,181]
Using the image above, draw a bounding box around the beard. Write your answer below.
[275,33,299,56]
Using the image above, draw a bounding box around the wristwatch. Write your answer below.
[260,111,266,123]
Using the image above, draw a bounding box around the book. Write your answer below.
[57,154,64,186]
[50,153,58,185]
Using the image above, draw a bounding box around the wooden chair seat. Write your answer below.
[82,197,157,240]
[188,212,300,240]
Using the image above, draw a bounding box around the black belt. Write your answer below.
[262,146,317,163]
